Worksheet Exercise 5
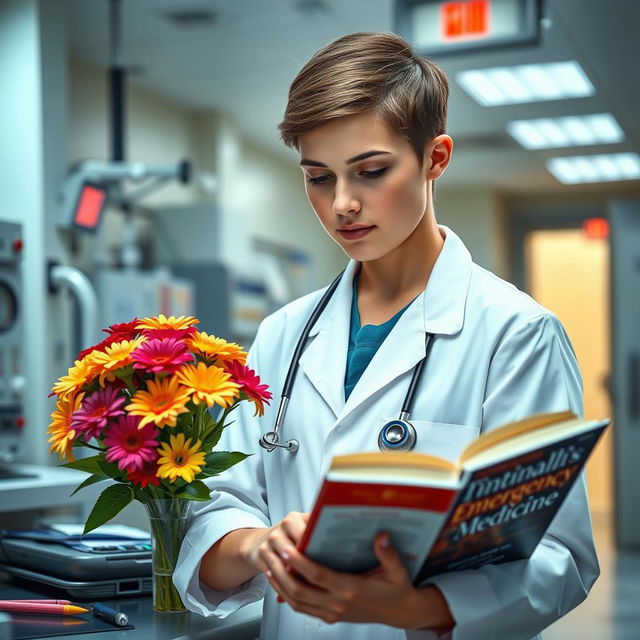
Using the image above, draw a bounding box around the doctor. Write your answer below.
[174,32,599,639]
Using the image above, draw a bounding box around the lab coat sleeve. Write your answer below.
[422,313,600,640]
[173,322,272,618]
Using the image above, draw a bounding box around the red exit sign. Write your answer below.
[441,1,490,39]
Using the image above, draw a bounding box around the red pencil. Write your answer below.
[3,599,73,604]
[0,601,90,615]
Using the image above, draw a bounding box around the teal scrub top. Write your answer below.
[344,275,414,400]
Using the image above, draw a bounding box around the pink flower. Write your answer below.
[130,338,193,374]
[126,459,161,488]
[71,387,126,440]
[104,415,159,471]
[225,361,272,416]
[139,328,196,341]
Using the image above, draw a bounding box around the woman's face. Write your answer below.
[298,112,431,263]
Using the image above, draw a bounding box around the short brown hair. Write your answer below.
[278,32,449,163]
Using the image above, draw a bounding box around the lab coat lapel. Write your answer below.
[298,261,357,418]
[338,295,426,423]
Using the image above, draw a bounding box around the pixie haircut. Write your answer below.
[278,32,449,164]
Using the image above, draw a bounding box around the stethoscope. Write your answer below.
[259,271,436,454]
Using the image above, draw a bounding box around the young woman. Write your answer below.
[174,32,598,639]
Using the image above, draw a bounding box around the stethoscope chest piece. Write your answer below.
[378,419,417,452]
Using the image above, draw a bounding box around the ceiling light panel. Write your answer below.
[508,114,624,149]
[456,61,595,106]
[547,153,640,184]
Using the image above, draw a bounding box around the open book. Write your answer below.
[298,411,609,584]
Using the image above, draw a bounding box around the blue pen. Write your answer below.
[88,603,128,626]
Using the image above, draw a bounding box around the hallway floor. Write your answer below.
[544,511,640,639]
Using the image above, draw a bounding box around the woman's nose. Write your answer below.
[333,179,361,216]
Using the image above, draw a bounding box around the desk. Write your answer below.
[0,570,262,640]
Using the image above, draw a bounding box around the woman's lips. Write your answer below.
[337,226,375,240]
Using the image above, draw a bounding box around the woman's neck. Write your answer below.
[358,214,444,303]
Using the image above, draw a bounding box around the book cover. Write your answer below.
[415,424,607,583]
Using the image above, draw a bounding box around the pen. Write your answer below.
[89,602,128,626]
[0,601,90,615]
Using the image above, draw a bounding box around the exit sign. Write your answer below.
[395,0,542,56]
[442,1,490,39]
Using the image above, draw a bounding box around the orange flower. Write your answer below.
[136,314,198,332]
[126,376,191,428]
[91,338,146,383]
[48,392,84,461]
[188,331,247,365]
[51,356,99,398]
[176,362,240,408]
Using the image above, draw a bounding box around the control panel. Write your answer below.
[0,221,25,463]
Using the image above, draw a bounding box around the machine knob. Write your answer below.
[10,375,26,399]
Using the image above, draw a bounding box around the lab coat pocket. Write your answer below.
[377,419,479,462]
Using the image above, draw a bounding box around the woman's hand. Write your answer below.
[264,531,455,631]
[241,511,310,575]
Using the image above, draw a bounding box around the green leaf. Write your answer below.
[176,480,211,501]
[61,454,104,475]
[69,473,109,497]
[97,459,122,479]
[203,451,251,476]
[83,484,133,535]
[202,422,224,451]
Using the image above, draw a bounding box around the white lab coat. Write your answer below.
[174,226,599,640]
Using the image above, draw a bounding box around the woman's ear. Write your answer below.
[424,135,453,181]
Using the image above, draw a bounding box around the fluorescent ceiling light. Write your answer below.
[457,61,595,106]
[547,153,640,184]
[507,114,624,149]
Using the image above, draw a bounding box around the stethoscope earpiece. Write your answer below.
[378,419,417,452]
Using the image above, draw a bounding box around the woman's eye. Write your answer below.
[306,175,330,185]
[361,168,388,179]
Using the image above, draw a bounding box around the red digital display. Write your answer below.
[74,183,107,230]
[442,1,490,39]
[583,218,609,240]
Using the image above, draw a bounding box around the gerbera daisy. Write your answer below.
[136,314,198,332]
[104,415,159,471]
[156,433,206,484]
[225,360,273,416]
[91,337,146,384]
[131,338,193,374]
[103,319,140,341]
[127,460,161,488]
[70,387,126,440]
[75,333,120,362]
[187,331,247,365]
[176,362,240,408]
[48,392,84,461]
[137,328,196,341]
[126,376,191,428]
[51,355,100,398]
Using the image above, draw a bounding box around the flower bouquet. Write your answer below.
[47,314,272,612]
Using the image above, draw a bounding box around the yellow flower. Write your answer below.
[136,314,198,331]
[126,376,191,428]
[51,356,99,398]
[91,338,146,383]
[188,331,247,365]
[176,362,240,408]
[48,392,84,461]
[156,433,206,483]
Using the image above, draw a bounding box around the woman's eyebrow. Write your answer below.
[299,150,392,167]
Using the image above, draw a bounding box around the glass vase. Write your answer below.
[143,498,194,613]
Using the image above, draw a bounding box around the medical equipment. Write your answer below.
[259,272,436,453]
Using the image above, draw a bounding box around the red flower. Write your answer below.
[104,319,141,342]
[75,334,120,361]
[127,460,161,488]
[131,338,193,374]
[225,361,272,416]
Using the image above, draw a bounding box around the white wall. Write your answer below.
[435,186,508,279]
